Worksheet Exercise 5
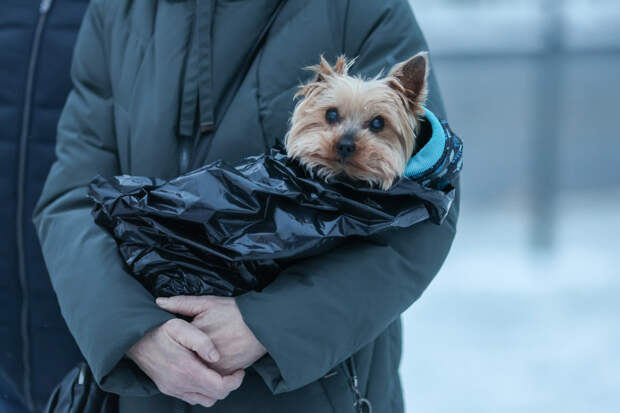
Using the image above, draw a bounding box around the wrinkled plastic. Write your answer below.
[89,147,457,297]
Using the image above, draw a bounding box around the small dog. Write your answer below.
[285,52,429,190]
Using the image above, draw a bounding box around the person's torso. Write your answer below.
[88,1,407,411]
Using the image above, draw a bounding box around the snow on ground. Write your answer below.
[400,190,620,412]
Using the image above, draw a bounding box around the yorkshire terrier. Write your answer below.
[285,52,429,190]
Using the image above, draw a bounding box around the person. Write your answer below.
[0,1,88,412]
[34,0,460,412]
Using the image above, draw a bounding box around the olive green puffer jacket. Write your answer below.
[34,1,459,412]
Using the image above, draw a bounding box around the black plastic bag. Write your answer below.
[89,137,460,297]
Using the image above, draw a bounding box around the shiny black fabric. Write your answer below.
[88,147,456,298]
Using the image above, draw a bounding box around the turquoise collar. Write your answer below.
[404,107,446,178]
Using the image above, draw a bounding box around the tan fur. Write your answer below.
[286,53,429,190]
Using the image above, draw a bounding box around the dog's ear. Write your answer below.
[311,55,350,80]
[296,55,352,98]
[387,52,429,113]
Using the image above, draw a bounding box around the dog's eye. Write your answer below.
[325,108,340,124]
[369,116,385,133]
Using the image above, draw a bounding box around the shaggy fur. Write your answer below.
[285,52,430,190]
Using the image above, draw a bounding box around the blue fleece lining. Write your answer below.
[404,107,446,178]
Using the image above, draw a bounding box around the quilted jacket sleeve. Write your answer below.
[236,0,459,394]
[33,0,173,395]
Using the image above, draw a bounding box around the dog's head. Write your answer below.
[285,52,429,190]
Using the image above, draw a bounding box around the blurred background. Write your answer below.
[400,0,620,411]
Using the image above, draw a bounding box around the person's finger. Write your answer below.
[193,367,245,399]
[156,296,212,317]
[222,369,245,392]
[180,392,217,408]
[164,319,220,362]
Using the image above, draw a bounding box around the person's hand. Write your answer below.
[156,296,267,375]
[126,318,245,408]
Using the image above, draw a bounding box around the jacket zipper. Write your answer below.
[16,0,54,410]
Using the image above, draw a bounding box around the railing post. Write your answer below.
[530,0,564,252]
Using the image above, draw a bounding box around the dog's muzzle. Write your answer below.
[337,132,356,160]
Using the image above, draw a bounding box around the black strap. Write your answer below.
[187,0,286,170]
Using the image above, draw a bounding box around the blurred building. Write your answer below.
[401,1,620,412]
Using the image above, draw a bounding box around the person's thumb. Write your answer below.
[156,296,211,317]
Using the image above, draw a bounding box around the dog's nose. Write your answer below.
[337,133,356,159]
